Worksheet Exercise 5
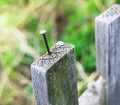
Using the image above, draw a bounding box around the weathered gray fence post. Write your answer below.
[95,4,120,105]
[31,41,78,105]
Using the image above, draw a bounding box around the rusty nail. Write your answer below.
[40,30,51,55]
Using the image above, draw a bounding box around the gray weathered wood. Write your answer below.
[31,41,78,105]
[78,76,106,105]
[95,4,120,105]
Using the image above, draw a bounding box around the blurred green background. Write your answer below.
[0,0,120,105]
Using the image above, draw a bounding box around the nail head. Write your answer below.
[40,30,46,35]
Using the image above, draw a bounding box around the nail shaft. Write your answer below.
[43,34,51,55]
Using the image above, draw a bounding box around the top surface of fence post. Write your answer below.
[31,41,78,105]
[95,4,120,105]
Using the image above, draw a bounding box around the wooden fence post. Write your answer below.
[95,4,120,105]
[31,41,78,105]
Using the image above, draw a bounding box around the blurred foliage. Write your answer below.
[0,0,120,105]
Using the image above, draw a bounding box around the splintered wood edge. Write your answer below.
[31,41,74,71]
